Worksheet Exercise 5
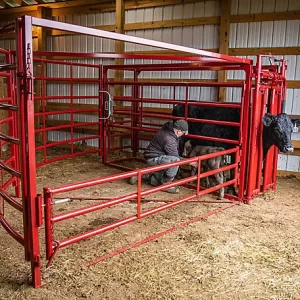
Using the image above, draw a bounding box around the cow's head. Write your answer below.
[262,113,299,157]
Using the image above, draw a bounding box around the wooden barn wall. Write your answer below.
[0,0,300,173]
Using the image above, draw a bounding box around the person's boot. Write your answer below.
[161,176,180,194]
[163,187,180,194]
[149,174,160,186]
[128,174,150,185]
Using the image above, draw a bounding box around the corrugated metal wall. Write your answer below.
[230,0,300,171]
[0,0,300,171]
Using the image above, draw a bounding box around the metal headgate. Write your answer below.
[245,55,287,201]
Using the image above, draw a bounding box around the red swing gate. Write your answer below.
[0,20,42,287]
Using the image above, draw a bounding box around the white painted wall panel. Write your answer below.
[233,0,300,14]
[275,0,289,12]
[2,0,298,171]
[262,0,275,13]
[260,21,274,47]
[236,23,249,47]
[272,21,287,47]
[249,0,263,14]
[288,0,300,11]
[193,2,205,17]
[247,22,260,47]
[277,154,288,170]
[291,89,300,114]
[284,20,300,46]
[237,0,251,14]
[285,89,294,114]
[286,155,300,171]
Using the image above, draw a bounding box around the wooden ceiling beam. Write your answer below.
[229,47,300,56]
[0,0,110,19]
[0,0,206,19]
[52,0,205,16]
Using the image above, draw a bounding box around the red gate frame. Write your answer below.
[0,16,287,288]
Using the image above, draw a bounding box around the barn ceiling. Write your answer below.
[0,0,73,9]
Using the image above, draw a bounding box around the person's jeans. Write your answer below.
[146,155,180,184]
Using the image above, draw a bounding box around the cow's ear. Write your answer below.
[292,119,300,127]
[262,113,275,127]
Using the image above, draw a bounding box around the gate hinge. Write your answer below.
[35,194,43,227]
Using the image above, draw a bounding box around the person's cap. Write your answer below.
[174,119,188,133]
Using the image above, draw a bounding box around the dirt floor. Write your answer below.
[1,152,300,300]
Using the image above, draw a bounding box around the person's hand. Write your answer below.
[189,162,198,168]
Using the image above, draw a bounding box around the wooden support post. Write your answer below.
[35,6,52,145]
[113,0,125,152]
[218,0,230,102]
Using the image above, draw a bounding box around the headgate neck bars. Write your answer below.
[0,15,287,288]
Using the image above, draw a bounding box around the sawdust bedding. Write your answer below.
[1,153,300,300]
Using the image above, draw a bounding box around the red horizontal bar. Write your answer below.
[0,117,13,125]
[0,72,11,77]
[0,189,23,212]
[0,216,24,246]
[34,57,102,68]
[34,76,100,83]
[35,108,99,117]
[36,149,100,167]
[113,96,242,108]
[0,48,12,54]
[53,192,138,223]
[0,98,14,103]
[187,133,240,145]
[50,147,238,194]
[34,51,247,65]
[0,159,21,178]
[86,202,238,267]
[109,80,244,88]
[2,177,18,191]
[35,121,99,133]
[34,96,100,101]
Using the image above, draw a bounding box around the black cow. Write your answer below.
[172,104,298,158]
[173,104,300,197]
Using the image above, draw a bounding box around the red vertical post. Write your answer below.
[255,88,268,190]
[272,60,287,190]
[245,56,263,201]
[102,67,107,164]
[44,187,53,260]
[98,65,103,158]
[262,89,278,191]
[16,16,41,288]
[132,70,139,157]
[238,65,251,201]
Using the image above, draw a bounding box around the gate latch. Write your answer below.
[99,91,114,120]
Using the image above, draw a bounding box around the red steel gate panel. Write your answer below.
[0,16,288,289]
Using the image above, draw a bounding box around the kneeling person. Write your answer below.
[129,119,188,194]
